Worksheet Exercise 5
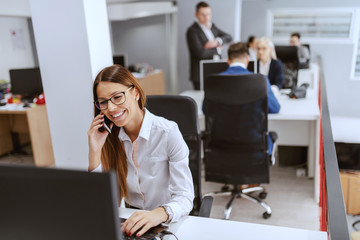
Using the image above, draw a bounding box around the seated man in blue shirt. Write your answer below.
[220,41,280,155]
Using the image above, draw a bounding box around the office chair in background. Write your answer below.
[302,44,310,54]
[146,95,212,217]
[300,44,311,69]
[203,74,272,220]
[275,45,299,89]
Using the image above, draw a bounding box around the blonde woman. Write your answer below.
[256,37,284,89]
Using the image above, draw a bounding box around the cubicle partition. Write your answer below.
[318,57,350,240]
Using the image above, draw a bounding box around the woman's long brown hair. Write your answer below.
[93,64,146,200]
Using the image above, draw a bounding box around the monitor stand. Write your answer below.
[21,97,34,104]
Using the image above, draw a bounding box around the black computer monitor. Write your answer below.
[275,46,300,89]
[274,46,299,63]
[247,61,255,73]
[200,59,229,90]
[9,68,43,102]
[113,54,128,68]
[0,164,122,240]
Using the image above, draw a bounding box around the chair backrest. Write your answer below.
[146,95,202,214]
[203,74,269,185]
[302,44,310,54]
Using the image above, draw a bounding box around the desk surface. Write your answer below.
[119,208,327,240]
[0,103,34,114]
[269,90,319,120]
[180,89,320,121]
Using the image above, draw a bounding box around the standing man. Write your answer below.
[290,32,310,68]
[186,1,232,90]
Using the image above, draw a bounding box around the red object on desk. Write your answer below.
[35,93,46,105]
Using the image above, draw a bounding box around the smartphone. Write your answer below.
[98,115,112,134]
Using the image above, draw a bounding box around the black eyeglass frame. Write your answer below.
[94,85,134,110]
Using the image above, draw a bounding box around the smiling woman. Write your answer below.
[87,64,194,238]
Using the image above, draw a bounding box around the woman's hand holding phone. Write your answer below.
[87,113,113,171]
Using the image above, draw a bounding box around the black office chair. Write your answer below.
[300,44,311,69]
[146,95,211,217]
[203,74,272,220]
[275,45,300,89]
[302,44,310,54]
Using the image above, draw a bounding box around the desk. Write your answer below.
[180,89,320,202]
[298,63,319,93]
[119,208,327,240]
[0,104,54,166]
[134,70,165,95]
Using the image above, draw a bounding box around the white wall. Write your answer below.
[241,0,360,117]
[0,16,34,82]
[177,0,238,93]
[0,0,30,17]
[111,15,170,91]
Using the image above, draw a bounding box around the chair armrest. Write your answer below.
[198,196,214,218]
[200,130,209,140]
[269,131,278,143]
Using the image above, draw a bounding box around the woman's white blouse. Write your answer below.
[94,109,194,223]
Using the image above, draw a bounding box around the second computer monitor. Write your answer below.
[247,61,255,73]
[9,68,43,102]
[274,46,299,63]
[199,59,229,91]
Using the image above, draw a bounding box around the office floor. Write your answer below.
[202,163,321,231]
[0,144,34,166]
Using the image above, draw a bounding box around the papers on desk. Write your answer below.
[271,87,293,98]
[279,89,291,95]
[0,103,27,110]
[131,72,146,78]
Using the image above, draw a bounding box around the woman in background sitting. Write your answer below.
[256,37,284,89]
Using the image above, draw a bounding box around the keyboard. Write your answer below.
[122,232,158,240]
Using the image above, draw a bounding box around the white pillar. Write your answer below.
[234,0,242,42]
[29,0,113,169]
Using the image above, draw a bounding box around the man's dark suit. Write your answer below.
[186,22,232,90]
[256,59,284,89]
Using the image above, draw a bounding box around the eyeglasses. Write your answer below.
[94,86,134,110]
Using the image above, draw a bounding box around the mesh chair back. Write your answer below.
[204,74,269,185]
[146,95,202,213]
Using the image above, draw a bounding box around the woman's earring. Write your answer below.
[136,97,139,101]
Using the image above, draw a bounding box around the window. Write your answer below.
[352,28,360,80]
[267,8,358,43]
